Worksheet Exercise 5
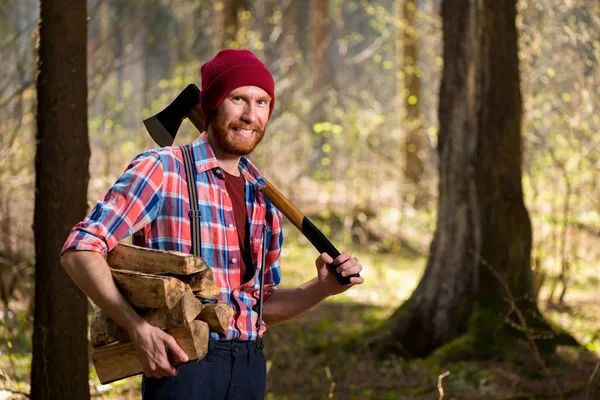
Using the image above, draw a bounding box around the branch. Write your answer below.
[344,30,392,65]
[0,79,33,111]
[0,21,36,53]
[437,371,450,400]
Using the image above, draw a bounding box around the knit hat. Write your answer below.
[200,49,275,128]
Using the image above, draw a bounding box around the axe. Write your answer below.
[143,83,359,286]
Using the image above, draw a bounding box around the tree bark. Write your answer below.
[380,0,573,358]
[30,0,90,399]
[210,0,226,52]
[400,0,425,204]
[225,0,250,47]
[309,0,330,92]
[308,0,332,178]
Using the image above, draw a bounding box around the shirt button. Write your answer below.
[228,223,235,230]
[231,258,238,264]
[215,168,222,175]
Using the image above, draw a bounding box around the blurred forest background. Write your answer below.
[1,0,599,399]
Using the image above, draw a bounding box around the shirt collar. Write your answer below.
[191,133,266,188]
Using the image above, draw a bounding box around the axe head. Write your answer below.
[144,83,201,147]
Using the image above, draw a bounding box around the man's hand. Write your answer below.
[130,322,189,379]
[61,251,190,378]
[316,251,364,296]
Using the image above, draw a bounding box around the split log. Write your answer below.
[187,271,220,299]
[108,243,209,275]
[170,269,219,299]
[92,320,210,384]
[111,269,187,309]
[196,301,234,333]
[91,289,203,347]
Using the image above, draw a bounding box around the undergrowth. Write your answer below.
[0,238,598,399]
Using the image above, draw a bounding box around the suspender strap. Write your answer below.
[180,145,202,258]
[254,225,267,352]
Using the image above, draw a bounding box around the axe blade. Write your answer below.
[144,83,201,147]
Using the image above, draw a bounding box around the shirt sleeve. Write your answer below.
[261,208,283,301]
[61,151,165,256]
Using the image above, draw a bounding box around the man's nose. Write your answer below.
[241,103,257,123]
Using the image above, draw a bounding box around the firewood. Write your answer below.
[92,320,210,384]
[196,301,233,333]
[190,276,220,299]
[172,269,220,299]
[111,269,187,309]
[90,289,203,347]
[107,243,209,275]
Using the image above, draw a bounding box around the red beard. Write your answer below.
[212,120,265,156]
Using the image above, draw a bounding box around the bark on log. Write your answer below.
[92,320,210,384]
[196,301,234,333]
[91,289,203,347]
[108,243,209,275]
[111,269,187,309]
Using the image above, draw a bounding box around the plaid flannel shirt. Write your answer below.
[62,133,283,341]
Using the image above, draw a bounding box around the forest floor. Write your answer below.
[0,243,599,399]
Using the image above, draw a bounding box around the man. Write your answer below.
[61,49,364,399]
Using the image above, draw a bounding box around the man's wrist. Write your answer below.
[122,311,149,339]
[306,277,334,299]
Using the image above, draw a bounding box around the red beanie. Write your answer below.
[200,49,275,128]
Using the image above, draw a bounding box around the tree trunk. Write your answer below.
[225,0,250,47]
[379,0,574,358]
[309,0,330,92]
[30,1,90,399]
[209,0,225,53]
[278,0,298,112]
[308,0,331,179]
[400,0,425,205]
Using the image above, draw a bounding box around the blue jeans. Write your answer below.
[141,340,266,399]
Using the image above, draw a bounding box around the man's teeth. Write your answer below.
[235,128,253,134]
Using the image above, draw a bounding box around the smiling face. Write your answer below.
[208,86,272,158]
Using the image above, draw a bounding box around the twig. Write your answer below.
[0,80,33,110]
[437,371,450,400]
[324,366,336,399]
[0,387,29,397]
[588,360,600,400]
[0,21,36,53]
[0,366,29,398]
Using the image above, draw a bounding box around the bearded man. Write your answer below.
[60,49,364,399]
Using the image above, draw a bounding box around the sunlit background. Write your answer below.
[0,0,599,398]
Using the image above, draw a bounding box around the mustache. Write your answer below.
[228,121,263,132]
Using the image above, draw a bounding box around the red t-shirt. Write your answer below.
[223,169,253,283]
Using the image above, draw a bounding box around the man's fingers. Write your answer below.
[164,334,189,364]
[145,357,178,378]
[142,353,176,378]
[349,276,364,285]
[338,262,362,277]
[335,255,360,271]
[333,251,352,266]
[319,252,334,265]
[159,363,178,377]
